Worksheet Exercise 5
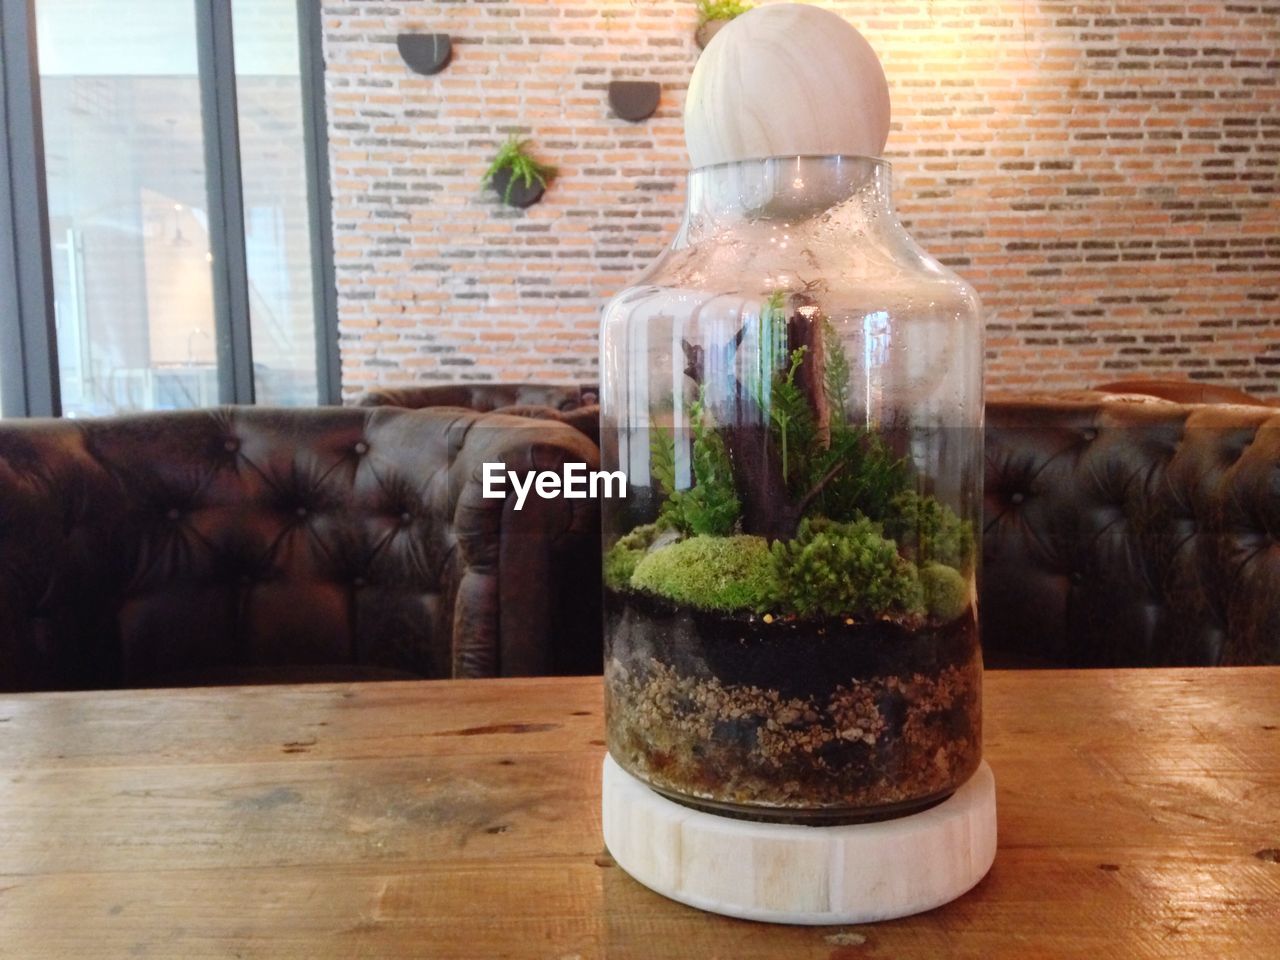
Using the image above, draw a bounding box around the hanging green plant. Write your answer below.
[481,136,557,208]
[694,0,751,48]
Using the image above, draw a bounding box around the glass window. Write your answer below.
[232,0,319,406]
[37,0,218,416]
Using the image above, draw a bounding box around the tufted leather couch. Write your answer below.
[0,406,601,692]
[984,391,1280,667]
[364,381,1280,668]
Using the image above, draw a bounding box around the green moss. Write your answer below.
[884,491,976,574]
[920,562,970,622]
[604,523,663,590]
[631,535,776,613]
[770,517,924,619]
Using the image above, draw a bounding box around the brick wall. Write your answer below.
[321,0,1280,399]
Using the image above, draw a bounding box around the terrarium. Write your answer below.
[599,152,984,824]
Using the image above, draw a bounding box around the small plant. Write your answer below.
[920,562,970,622]
[770,517,924,619]
[482,135,557,204]
[884,490,976,575]
[626,291,975,625]
[604,522,663,589]
[650,392,740,536]
[695,0,752,25]
[631,535,776,612]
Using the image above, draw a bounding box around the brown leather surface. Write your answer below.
[13,381,1270,688]
[358,383,601,446]
[984,392,1280,666]
[367,381,1280,668]
[1092,378,1270,407]
[0,406,601,692]
[358,383,599,414]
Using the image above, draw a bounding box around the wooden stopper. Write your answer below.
[684,4,891,169]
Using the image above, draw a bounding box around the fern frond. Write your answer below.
[768,346,815,489]
[483,135,557,202]
[821,320,850,419]
[650,427,677,497]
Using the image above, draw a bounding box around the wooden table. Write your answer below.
[1,669,1277,959]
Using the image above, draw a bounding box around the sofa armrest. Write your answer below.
[449,412,601,677]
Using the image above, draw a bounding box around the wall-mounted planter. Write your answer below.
[695,19,730,49]
[608,81,661,123]
[490,169,545,209]
[397,33,451,75]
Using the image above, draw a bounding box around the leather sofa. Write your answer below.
[360,383,601,445]
[359,383,598,413]
[985,389,1279,667]
[364,381,1280,668]
[0,405,601,692]
[8,381,1270,692]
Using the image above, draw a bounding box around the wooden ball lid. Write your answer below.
[684,4,891,169]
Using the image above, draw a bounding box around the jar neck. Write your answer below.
[677,155,894,242]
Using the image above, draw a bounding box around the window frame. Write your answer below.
[0,0,60,417]
[0,0,340,417]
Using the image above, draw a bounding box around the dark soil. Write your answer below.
[604,588,983,824]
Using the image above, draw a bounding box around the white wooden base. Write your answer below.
[602,755,996,925]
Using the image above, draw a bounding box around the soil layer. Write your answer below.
[604,589,982,824]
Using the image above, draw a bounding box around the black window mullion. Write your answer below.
[0,0,60,418]
[298,0,341,406]
[194,0,255,406]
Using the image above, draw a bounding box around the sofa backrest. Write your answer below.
[0,405,599,691]
[984,392,1280,666]
[1091,379,1274,407]
[358,383,601,446]
[358,383,598,413]
[356,379,1280,667]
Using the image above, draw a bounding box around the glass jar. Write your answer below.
[599,155,984,824]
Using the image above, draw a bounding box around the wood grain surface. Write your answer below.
[683,4,891,168]
[0,669,1277,959]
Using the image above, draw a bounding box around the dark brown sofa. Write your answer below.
[0,405,600,692]
[359,383,600,445]
[985,389,1279,667]
[363,381,1280,668]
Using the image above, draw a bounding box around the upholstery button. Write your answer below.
[1082,428,1098,441]
[400,511,413,526]
[1070,571,1084,585]
[166,507,181,521]
[354,441,369,455]
[1010,492,1025,505]
[296,506,308,518]
[223,438,239,453]
[353,576,366,588]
